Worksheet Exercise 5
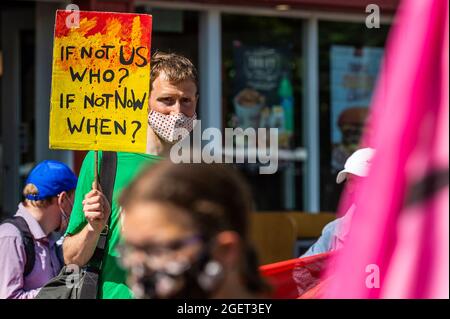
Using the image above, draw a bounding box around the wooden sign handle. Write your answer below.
[93,150,99,190]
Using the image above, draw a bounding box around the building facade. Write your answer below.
[0,0,398,216]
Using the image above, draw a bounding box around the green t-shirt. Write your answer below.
[65,151,162,299]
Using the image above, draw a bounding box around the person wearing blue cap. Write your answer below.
[0,160,77,299]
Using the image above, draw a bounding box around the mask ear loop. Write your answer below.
[57,193,72,232]
[58,206,69,232]
[195,239,225,292]
[197,260,224,291]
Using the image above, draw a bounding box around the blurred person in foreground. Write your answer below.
[118,161,269,299]
[0,160,77,298]
[302,148,375,257]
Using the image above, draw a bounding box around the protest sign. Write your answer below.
[49,10,152,153]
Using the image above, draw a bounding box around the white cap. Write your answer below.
[336,148,376,184]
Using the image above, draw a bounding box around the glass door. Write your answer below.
[1,5,35,217]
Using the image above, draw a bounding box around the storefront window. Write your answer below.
[134,6,201,155]
[222,14,304,211]
[135,7,199,78]
[318,21,390,211]
[19,30,36,189]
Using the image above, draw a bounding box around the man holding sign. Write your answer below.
[49,11,198,299]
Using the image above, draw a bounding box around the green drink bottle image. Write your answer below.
[278,73,294,134]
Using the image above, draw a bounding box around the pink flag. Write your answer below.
[325,0,449,299]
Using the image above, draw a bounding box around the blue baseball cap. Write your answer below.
[25,160,78,200]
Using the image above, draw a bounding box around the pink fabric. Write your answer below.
[324,0,449,298]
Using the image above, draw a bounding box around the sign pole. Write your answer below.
[94,150,99,190]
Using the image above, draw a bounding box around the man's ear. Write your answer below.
[211,231,241,269]
[57,191,67,207]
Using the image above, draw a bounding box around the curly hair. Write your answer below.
[150,51,198,94]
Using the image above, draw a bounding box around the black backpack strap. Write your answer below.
[79,151,117,299]
[3,216,36,277]
[95,151,117,259]
[99,151,117,223]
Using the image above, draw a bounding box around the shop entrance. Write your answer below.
[1,6,35,217]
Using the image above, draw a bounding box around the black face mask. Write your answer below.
[130,247,224,299]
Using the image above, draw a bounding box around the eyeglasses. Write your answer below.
[116,234,204,271]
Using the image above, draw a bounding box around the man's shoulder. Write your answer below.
[116,152,162,162]
[80,151,160,171]
[0,222,22,240]
[83,151,162,160]
[78,151,161,186]
[321,218,341,235]
[115,152,162,174]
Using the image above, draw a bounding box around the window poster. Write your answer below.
[232,42,294,150]
[330,45,384,172]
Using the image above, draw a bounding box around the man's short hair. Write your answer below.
[150,51,198,93]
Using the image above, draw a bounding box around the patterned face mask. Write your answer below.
[148,110,197,144]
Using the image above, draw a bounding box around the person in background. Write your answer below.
[0,160,77,299]
[331,107,369,174]
[302,148,376,257]
[63,52,199,299]
[118,161,269,299]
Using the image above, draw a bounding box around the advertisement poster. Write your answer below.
[232,43,294,149]
[330,45,384,172]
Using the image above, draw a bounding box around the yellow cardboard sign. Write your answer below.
[49,10,152,152]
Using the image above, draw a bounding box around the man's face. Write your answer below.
[149,72,198,117]
[56,191,74,233]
